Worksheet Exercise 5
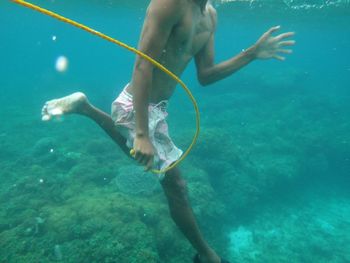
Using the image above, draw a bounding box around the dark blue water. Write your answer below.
[1,1,350,262]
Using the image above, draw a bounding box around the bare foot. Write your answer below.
[41,92,88,121]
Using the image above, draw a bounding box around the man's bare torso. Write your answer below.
[128,0,215,103]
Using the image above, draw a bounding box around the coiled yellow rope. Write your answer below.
[12,0,200,175]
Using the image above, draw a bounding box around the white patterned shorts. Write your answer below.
[111,85,183,177]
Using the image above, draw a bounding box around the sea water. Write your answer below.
[1,1,350,262]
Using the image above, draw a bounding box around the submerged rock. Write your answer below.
[115,164,159,196]
[53,244,63,261]
[32,137,56,157]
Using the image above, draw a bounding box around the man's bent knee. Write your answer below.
[161,167,188,199]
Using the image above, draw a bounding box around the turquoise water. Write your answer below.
[1,0,350,262]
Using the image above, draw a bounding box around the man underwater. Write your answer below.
[41,0,295,262]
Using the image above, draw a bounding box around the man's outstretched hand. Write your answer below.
[252,26,295,61]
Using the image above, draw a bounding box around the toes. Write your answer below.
[46,100,63,116]
[48,107,63,116]
[40,93,84,122]
[41,103,50,121]
[41,100,62,121]
[42,103,49,112]
[42,114,51,121]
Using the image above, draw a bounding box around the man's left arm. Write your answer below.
[195,22,296,86]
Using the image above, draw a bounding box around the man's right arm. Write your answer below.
[131,0,183,170]
[195,8,295,86]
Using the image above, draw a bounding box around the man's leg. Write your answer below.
[41,93,221,262]
[161,167,221,263]
[41,92,129,154]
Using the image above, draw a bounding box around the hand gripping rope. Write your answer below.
[12,0,200,175]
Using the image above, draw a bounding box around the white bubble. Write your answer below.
[50,148,54,153]
[55,56,68,72]
[52,35,57,41]
[39,179,44,183]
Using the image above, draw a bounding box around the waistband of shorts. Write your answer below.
[120,83,169,110]
[120,84,133,101]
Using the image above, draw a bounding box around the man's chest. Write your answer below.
[171,10,213,55]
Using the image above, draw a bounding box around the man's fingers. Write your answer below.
[145,156,154,171]
[278,40,296,47]
[267,25,281,35]
[135,154,143,164]
[278,49,293,54]
[134,150,154,168]
[260,26,280,40]
[134,151,146,164]
[274,32,295,41]
[273,54,285,61]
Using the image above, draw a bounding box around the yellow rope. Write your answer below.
[12,0,200,175]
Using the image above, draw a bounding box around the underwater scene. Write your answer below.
[1,0,350,262]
